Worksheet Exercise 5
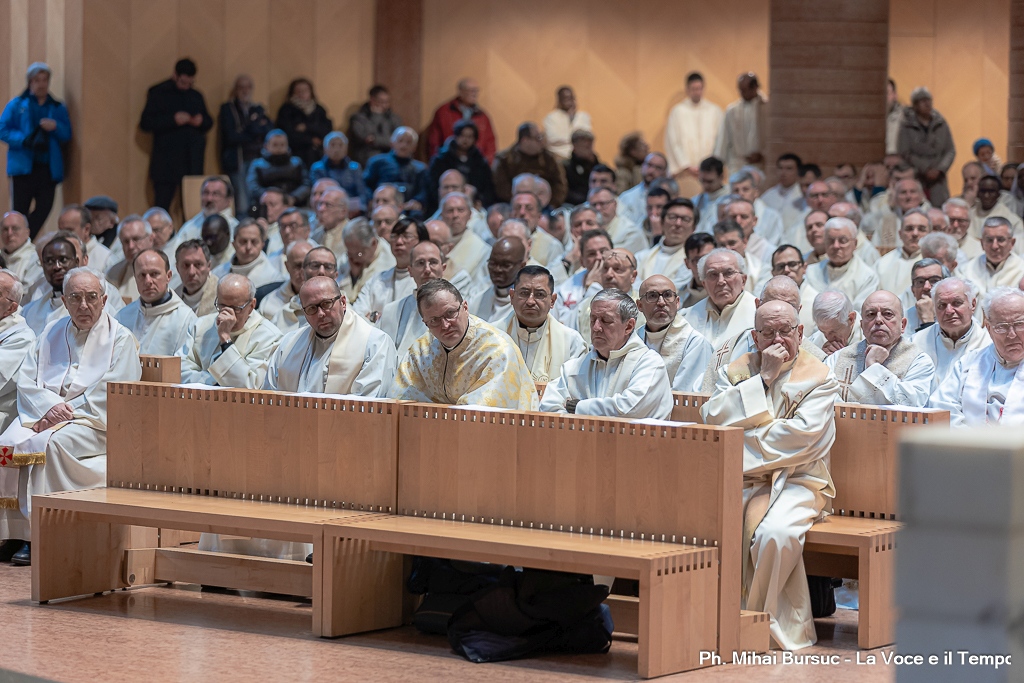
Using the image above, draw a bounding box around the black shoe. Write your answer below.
[0,539,24,563]
[11,542,30,566]
[305,552,313,564]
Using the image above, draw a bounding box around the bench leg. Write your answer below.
[32,506,131,603]
[637,550,719,678]
[857,531,896,650]
[320,534,405,638]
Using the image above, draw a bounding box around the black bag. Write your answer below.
[407,558,503,635]
[807,575,838,618]
[447,567,613,663]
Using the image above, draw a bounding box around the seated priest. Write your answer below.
[468,237,528,323]
[701,276,826,392]
[351,217,430,323]
[930,286,1023,426]
[264,277,396,396]
[495,265,586,383]
[179,274,283,388]
[388,278,537,408]
[210,218,283,289]
[912,277,991,392]
[701,300,838,650]
[0,270,35,433]
[824,290,935,405]
[634,275,712,391]
[683,248,757,348]
[174,239,219,317]
[258,240,314,322]
[105,215,155,303]
[115,249,197,355]
[378,241,447,357]
[803,218,879,310]
[576,248,641,345]
[0,268,141,565]
[272,246,338,333]
[807,290,862,356]
[539,288,673,419]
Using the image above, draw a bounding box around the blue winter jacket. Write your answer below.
[0,89,72,180]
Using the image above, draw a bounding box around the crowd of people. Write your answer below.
[1,56,1023,654]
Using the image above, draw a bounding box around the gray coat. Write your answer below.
[897,107,955,204]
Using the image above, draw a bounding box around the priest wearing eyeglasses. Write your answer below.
[263,277,396,396]
[388,278,537,408]
[179,273,283,388]
[634,275,712,391]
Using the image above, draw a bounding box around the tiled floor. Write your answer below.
[0,564,894,682]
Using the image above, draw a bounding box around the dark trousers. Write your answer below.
[11,163,57,239]
[152,182,179,212]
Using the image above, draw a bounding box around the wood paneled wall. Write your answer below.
[767,1,889,180]
[1010,0,1024,162]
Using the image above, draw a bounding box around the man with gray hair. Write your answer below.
[730,168,785,247]
[897,86,955,204]
[179,273,283,388]
[540,288,673,418]
[0,211,41,293]
[0,269,34,433]
[0,267,140,565]
[105,215,154,302]
[260,240,314,322]
[587,186,648,256]
[341,217,393,302]
[901,257,949,332]
[443,190,491,283]
[808,290,862,355]
[960,217,1024,298]
[919,230,960,275]
[174,239,218,316]
[804,217,879,310]
[363,126,430,211]
[930,286,1024,426]
[912,277,991,392]
[684,247,757,347]
[941,197,981,259]
[828,201,880,266]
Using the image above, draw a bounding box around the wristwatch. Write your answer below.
[219,340,234,352]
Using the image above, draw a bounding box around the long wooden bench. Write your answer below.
[671,392,949,649]
[31,383,400,637]
[321,403,749,678]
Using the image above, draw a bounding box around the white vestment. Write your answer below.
[258,281,298,322]
[176,208,238,243]
[807,318,864,354]
[959,253,1024,299]
[693,186,731,235]
[468,287,513,324]
[531,228,568,272]
[701,349,837,650]
[180,310,283,388]
[447,230,491,284]
[496,312,587,383]
[702,330,827,393]
[754,199,786,248]
[340,246,396,304]
[912,321,991,393]
[22,285,124,336]
[969,202,1024,243]
[351,267,414,321]
[602,215,649,256]
[542,108,592,160]
[874,248,920,296]
[930,345,1024,427]
[634,241,692,291]
[270,294,306,333]
[760,184,804,233]
[378,293,427,360]
[115,291,197,356]
[825,338,934,406]
[210,251,283,290]
[0,313,141,539]
[617,183,649,228]
[539,334,673,419]
[664,98,723,176]
[0,314,35,432]
[743,248,772,295]
[683,290,757,349]
[958,234,983,260]
[4,241,42,296]
[553,270,600,330]
[105,260,140,302]
[176,275,219,318]
[804,256,880,310]
[636,313,713,392]
[86,236,111,275]
[714,96,766,172]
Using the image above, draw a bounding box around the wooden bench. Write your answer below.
[671,392,950,649]
[31,383,400,637]
[139,354,181,384]
[321,403,750,678]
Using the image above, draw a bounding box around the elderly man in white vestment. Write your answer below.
[588,187,648,256]
[634,198,697,290]
[715,219,770,295]
[259,240,314,323]
[210,219,282,289]
[804,218,880,310]
[115,249,197,356]
[510,191,565,269]
[912,277,991,393]
[352,217,429,322]
[931,287,1024,426]
[960,217,1024,299]
[808,290,863,355]
[179,274,283,388]
[264,276,396,396]
[540,289,673,418]
[576,249,641,345]
[340,217,396,304]
[443,191,491,282]
[497,265,586,383]
[378,241,447,357]
[824,290,934,405]
[684,248,757,348]
[701,300,838,650]
[0,270,34,433]
[0,268,141,565]
[635,275,712,392]
[0,212,42,293]
[105,215,154,303]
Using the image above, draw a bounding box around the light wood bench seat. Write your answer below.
[322,515,719,678]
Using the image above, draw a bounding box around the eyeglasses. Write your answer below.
[390,231,418,243]
[641,290,678,303]
[423,307,461,328]
[513,288,551,301]
[214,300,252,313]
[65,291,102,307]
[772,260,803,273]
[756,325,797,338]
[302,295,341,317]
[304,261,338,273]
[663,213,694,224]
[989,319,1024,336]
[912,276,943,288]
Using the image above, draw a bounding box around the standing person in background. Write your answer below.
[897,87,955,206]
[348,85,401,167]
[664,72,722,184]
[542,86,592,160]
[0,63,71,239]
[139,58,213,212]
[218,74,273,216]
[425,78,496,163]
[275,78,333,169]
[715,72,767,174]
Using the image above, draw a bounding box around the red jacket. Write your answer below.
[426,98,496,163]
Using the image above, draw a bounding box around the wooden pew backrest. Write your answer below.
[671,392,710,423]
[106,383,399,511]
[140,355,181,383]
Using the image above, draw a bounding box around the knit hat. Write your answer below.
[973,138,994,155]
[26,62,51,84]
[910,87,932,105]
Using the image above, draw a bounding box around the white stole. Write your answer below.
[962,351,1024,425]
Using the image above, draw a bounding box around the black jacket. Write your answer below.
[348,102,402,167]
[275,101,333,168]
[218,99,273,174]
[564,153,600,206]
[139,79,213,183]
[246,150,311,209]
[427,137,496,213]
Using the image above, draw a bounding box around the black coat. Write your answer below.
[275,101,333,168]
[218,99,273,174]
[427,137,496,214]
[139,79,213,184]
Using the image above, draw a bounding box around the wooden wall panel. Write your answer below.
[1010,0,1024,161]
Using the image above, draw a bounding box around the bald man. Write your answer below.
[576,248,642,345]
[259,240,314,322]
[468,238,528,323]
[824,290,935,406]
[702,300,838,650]
[634,275,712,391]
[0,269,35,433]
[273,246,338,333]
[425,219,475,297]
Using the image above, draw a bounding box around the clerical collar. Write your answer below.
[987,258,1007,273]
[658,241,683,254]
[710,293,745,318]
[939,322,973,346]
[315,328,340,343]
[516,318,542,333]
[995,350,1021,369]
[901,248,921,260]
[50,287,62,299]
[441,326,470,352]
[827,259,853,277]
[494,286,510,298]
[142,291,172,308]
[644,323,671,341]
